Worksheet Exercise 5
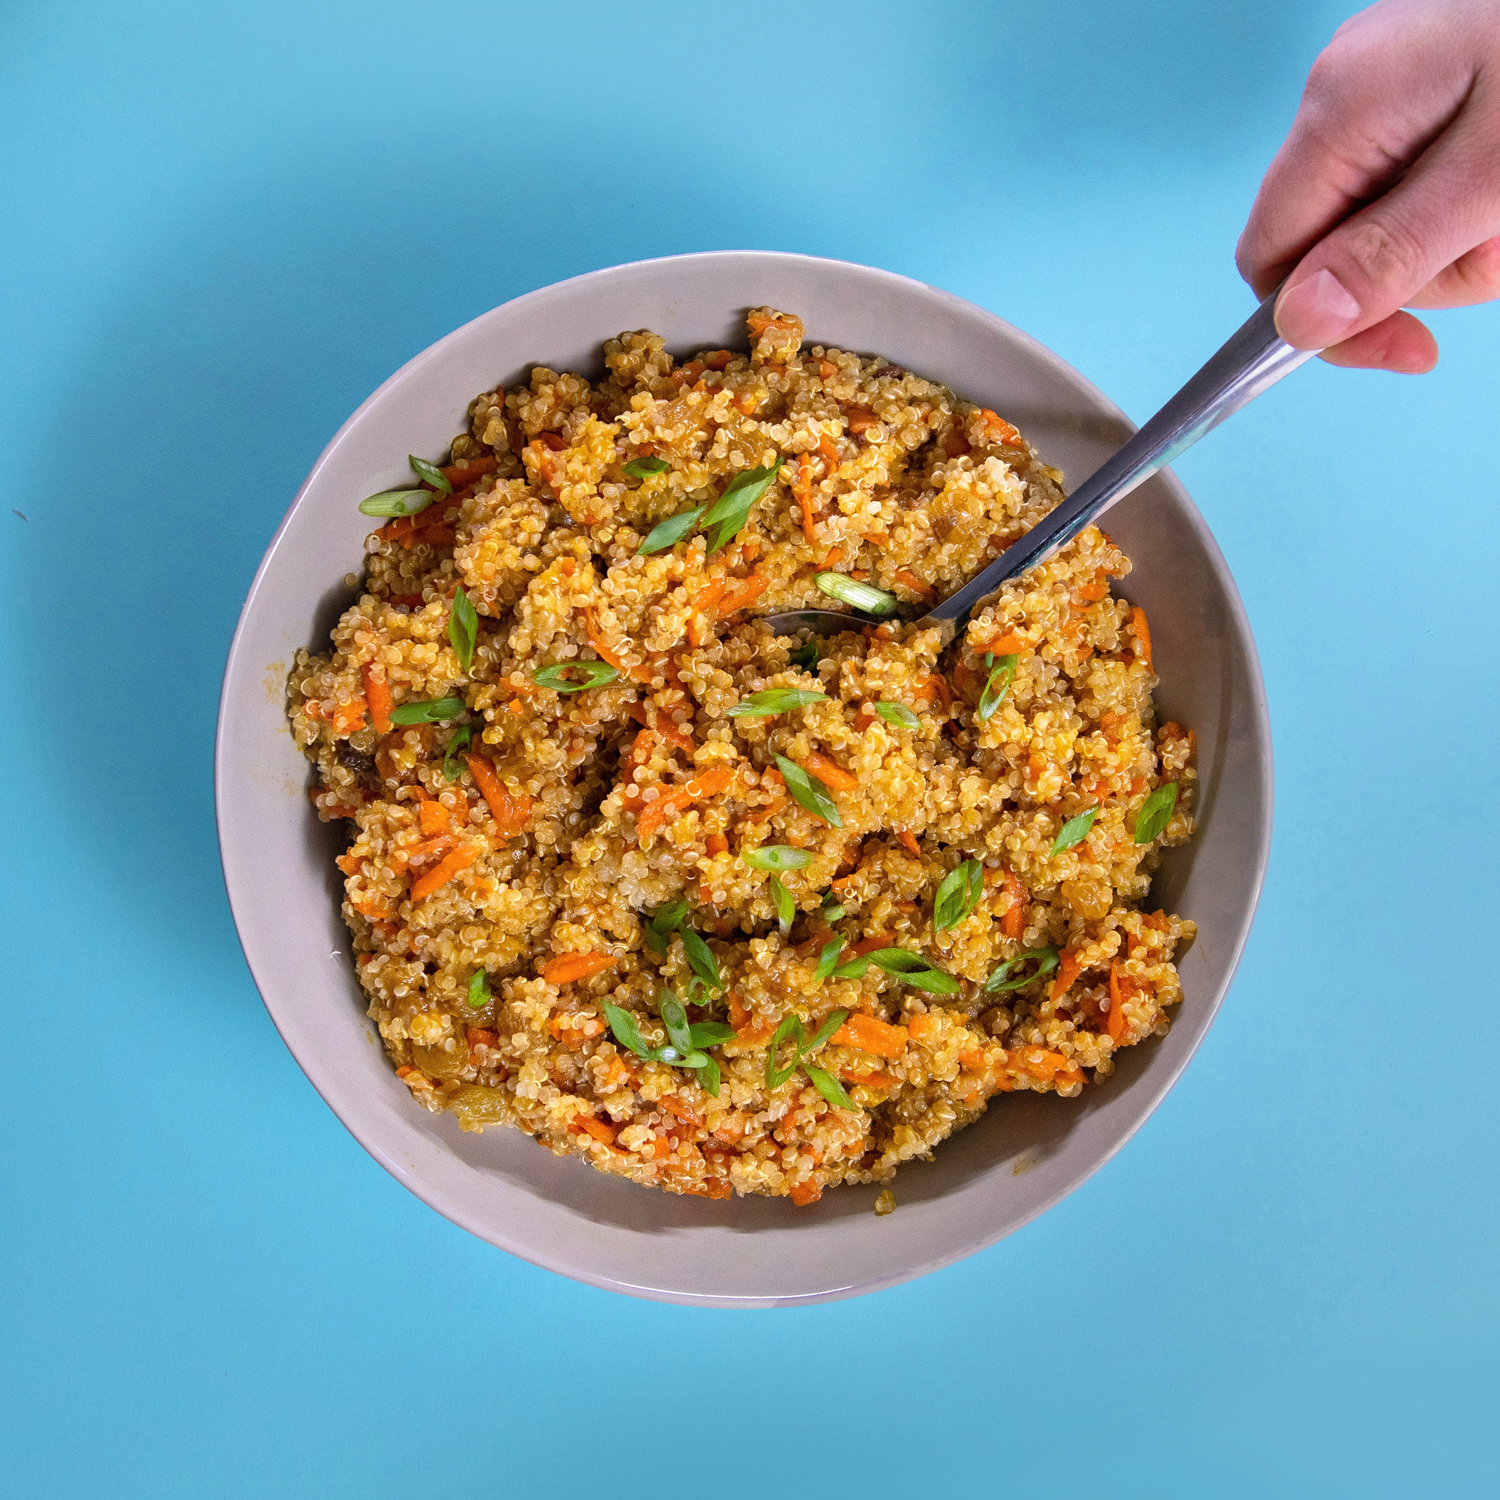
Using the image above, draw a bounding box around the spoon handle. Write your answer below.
[920,289,1318,629]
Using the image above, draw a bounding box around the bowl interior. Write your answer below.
[216,251,1270,1306]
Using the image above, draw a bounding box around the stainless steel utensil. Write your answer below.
[762,288,1315,645]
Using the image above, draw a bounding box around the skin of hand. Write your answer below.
[1237,0,1500,372]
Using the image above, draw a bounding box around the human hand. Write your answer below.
[1236,0,1500,372]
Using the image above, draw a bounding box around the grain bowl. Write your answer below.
[217,252,1271,1305]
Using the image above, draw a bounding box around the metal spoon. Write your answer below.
[762,288,1316,647]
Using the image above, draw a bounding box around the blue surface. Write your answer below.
[3,0,1497,1494]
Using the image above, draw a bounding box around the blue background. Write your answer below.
[4,1,1497,1494]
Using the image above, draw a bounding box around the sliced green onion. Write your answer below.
[1049,805,1099,858]
[624,456,671,477]
[388,695,466,725]
[699,460,782,551]
[933,859,985,932]
[658,989,694,1056]
[645,896,690,956]
[863,948,961,995]
[769,875,796,937]
[766,1013,804,1088]
[1133,782,1180,844]
[774,754,843,828]
[802,1062,855,1110]
[814,572,900,617]
[448,588,478,674]
[693,1055,722,1097]
[358,488,435,518]
[532,661,621,693]
[789,641,822,671]
[637,506,704,555]
[831,958,870,980]
[467,970,491,1008]
[409,455,452,494]
[983,946,1060,994]
[603,1002,653,1059]
[680,929,723,992]
[742,845,812,871]
[804,1009,848,1055]
[874,700,920,729]
[821,893,846,923]
[688,1021,736,1049]
[441,723,472,781]
[977,653,1017,722]
[727,688,828,719]
[814,936,846,982]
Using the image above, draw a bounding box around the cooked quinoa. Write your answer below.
[288,307,1197,1205]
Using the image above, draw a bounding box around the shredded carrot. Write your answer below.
[1108,962,1131,1045]
[542,952,619,986]
[843,405,878,434]
[627,701,695,754]
[705,832,728,856]
[703,349,732,370]
[958,1047,987,1071]
[570,1114,619,1146]
[894,568,935,598]
[443,454,497,489]
[801,751,858,791]
[548,1013,606,1042]
[859,531,889,548]
[695,579,728,617]
[817,435,841,479]
[1009,1046,1076,1081]
[832,1013,909,1059]
[717,573,768,617]
[361,664,394,734]
[729,995,752,1032]
[466,1025,500,1049]
[789,1181,822,1207]
[410,844,479,901]
[687,765,734,799]
[820,546,843,569]
[896,828,922,858]
[976,409,1023,445]
[842,1070,899,1090]
[1049,947,1084,1003]
[914,674,951,707]
[464,754,533,837]
[794,453,818,545]
[1078,572,1108,604]
[636,764,734,842]
[418,800,452,836]
[1128,606,1152,670]
[906,1013,939,1043]
[979,631,1026,656]
[335,853,364,876]
[1001,867,1027,939]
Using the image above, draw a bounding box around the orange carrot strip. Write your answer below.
[443,454,497,488]
[703,349,733,370]
[795,453,818,545]
[362,665,394,735]
[686,765,735,799]
[335,853,364,876]
[542,952,619,986]
[802,751,858,791]
[906,1013,939,1043]
[789,1181,822,1206]
[1128,606,1152,670]
[976,409,1022,444]
[851,933,892,955]
[627,701,695,754]
[464,754,534,836]
[418,800,452,836]
[831,1013,910,1059]
[979,631,1026,656]
[843,405,878,434]
[817,435,841,477]
[894,568,935,598]
[1049,947,1084,1003]
[896,828,922,858]
[1001,867,1027,939]
[1009,1046,1075,1080]
[1108,963,1131,1044]
[635,787,694,842]
[570,1114,619,1146]
[859,531,889,548]
[717,573,768,617]
[410,844,479,901]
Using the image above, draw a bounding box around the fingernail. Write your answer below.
[1275,268,1363,350]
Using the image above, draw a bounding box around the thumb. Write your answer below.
[1274,103,1500,350]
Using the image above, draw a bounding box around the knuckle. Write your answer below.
[1341,215,1428,293]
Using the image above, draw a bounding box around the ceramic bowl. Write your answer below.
[216,250,1271,1307]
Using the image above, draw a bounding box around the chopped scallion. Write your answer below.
[814,571,900,617]
[742,846,812,871]
[532,661,621,693]
[774,754,843,828]
[1133,782,1180,844]
[388,695,466,725]
[727,688,828,719]
[448,588,478,674]
[1049,805,1099,858]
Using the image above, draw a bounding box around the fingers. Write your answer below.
[1405,234,1500,307]
[1236,9,1472,298]
[1273,96,1500,350]
[1318,310,1439,372]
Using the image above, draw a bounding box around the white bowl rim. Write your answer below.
[215,249,1273,1304]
